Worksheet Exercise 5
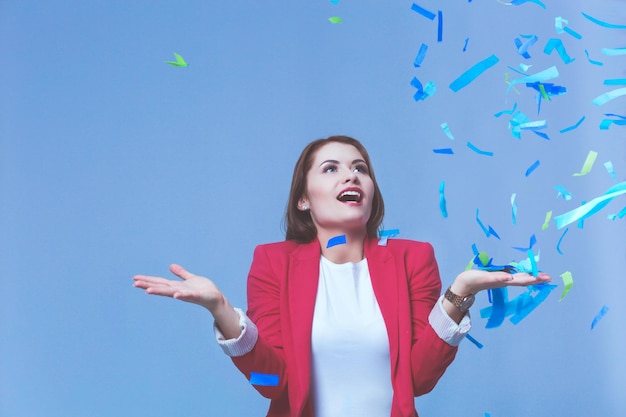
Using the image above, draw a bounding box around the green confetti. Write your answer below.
[328,16,343,24]
[573,150,598,176]
[164,52,188,67]
[559,271,573,301]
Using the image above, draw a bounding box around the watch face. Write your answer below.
[460,294,475,311]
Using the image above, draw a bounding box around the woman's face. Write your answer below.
[300,142,375,235]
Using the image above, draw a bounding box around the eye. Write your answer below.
[323,164,338,173]
[354,164,369,174]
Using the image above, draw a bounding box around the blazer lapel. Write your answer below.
[287,240,321,410]
[365,239,400,380]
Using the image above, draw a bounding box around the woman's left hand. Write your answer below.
[442,269,552,323]
[450,269,552,297]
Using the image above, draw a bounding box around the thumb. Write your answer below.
[169,263,195,280]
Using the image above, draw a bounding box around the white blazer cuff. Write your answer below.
[214,308,258,357]
[429,295,471,346]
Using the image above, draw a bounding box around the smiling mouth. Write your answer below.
[337,190,362,203]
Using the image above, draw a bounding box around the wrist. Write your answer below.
[444,285,475,313]
[450,275,473,296]
[206,292,227,315]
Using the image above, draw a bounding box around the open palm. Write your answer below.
[133,264,223,311]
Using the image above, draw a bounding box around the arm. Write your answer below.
[229,244,289,400]
[133,264,242,338]
[407,243,460,396]
[409,244,553,395]
[134,252,290,401]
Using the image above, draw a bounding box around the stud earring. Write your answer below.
[302,205,309,211]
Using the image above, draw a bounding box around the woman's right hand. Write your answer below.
[133,264,224,313]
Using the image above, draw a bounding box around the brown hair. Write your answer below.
[284,135,385,243]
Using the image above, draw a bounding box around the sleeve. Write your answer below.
[214,308,259,357]
[408,242,462,396]
[228,244,290,400]
[428,295,471,347]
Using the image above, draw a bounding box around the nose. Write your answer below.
[343,168,359,184]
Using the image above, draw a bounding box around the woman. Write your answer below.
[133,135,551,417]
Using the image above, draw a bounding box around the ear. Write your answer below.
[298,197,309,211]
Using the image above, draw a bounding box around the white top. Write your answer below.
[309,256,392,417]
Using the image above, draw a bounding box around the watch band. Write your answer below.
[444,286,475,312]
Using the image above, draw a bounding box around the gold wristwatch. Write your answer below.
[444,286,475,313]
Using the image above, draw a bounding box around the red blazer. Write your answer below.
[232,238,458,417]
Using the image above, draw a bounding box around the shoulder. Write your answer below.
[376,238,435,256]
[252,239,318,260]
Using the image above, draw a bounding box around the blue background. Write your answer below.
[1,1,625,416]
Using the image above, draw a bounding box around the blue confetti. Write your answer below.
[437,10,443,42]
[577,200,586,229]
[465,333,484,349]
[449,54,500,92]
[410,77,436,101]
[532,130,550,140]
[413,43,428,67]
[379,229,400,237]
[475,209,501,239]
[433,148,454,154]
[525,160,541,177]
[250,372,279,386]
[506,66,559,97]
[327,235,347,248]
[601,47,626,56]
[544,38,576,64]
[526,82,567,97]
[439,181,448,218]
[516,35,538,58]
[604,161,618,182]
[510,0,546,8]
[592,87,626,106]
[591,305,609,330]
[554,181,626,229]
[511,193,518,225]
[527,249,538,276]
[556,228,568,254]
[554,185,573,200]
[509,284,556,324]
[600,118,626,130]
[563,27,583,39]
[494,102,517,118]
[466,141,494,157]
[486,287,507,328]
[581,12,626,29]
[608,206,626,220]
[410,2,436,20]
[440,122,455,140]
[584,50,603,66]
[559,116,586,133]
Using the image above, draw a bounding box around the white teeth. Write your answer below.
[338,190,361,202]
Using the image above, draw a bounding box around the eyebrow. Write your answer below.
[318,159,367,167]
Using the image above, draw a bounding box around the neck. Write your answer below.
[318,229,367,264]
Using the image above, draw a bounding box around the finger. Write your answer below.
[506,273,548,286]
[169,264,196,281]
[133,275,174,286]
[145,286,179,298]
[536,272,552,281]
[493,271,515,282]
[172,291,200,302]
